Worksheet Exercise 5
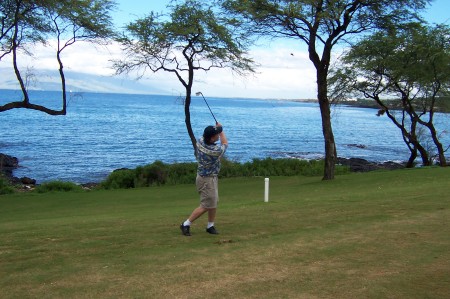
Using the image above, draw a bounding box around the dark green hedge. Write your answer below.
[100,158,350,189]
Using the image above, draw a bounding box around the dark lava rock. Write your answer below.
[337,157,405,172]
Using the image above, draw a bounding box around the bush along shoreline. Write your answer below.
[99,157,409,190]
[99,158,351,190]
[1,155,409,194]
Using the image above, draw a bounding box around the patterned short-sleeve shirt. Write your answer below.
[196,137,228,176]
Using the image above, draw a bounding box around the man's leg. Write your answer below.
[207,208,216,223]
[181,206,208,236]
[206,208,219,234]
[188,206,208,222]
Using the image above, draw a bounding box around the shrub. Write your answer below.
[101,162,195,189]
[99,158,350,190]
[219,158,245,178]
[100,168,136,189]
[135,161,169,187]
[200,157,348,178]
[167,162,197,185]
[35,181,83,193]
[0,175,15,195]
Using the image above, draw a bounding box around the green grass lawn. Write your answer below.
[1,167,449,298]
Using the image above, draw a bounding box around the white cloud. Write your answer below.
[192,45,317,99]
[1,40,318,99]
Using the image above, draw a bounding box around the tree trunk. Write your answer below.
[425,122,447,166]
[184,91,197,158]
[403,137,430,167]
[317,69,336,180]
[183,58,197,159]
[375,101,432,167]
[12,19,29,104]
[409,119,431,166]
[56,48,67,115]
[406,147,417,168]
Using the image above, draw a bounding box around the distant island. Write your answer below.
[290,98,450,113]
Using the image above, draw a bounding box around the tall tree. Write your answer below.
[0,0,115,115]
[113,0,255,156]
[221,0,430,180]
[330,23,449,167]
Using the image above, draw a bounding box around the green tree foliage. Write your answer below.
[0,0,116,115]
[113,0,255,155]
[221,0,430,180]
[330,23,449,167]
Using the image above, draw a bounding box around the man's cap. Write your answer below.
[203,125,223,140]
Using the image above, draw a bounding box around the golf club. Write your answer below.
[196,91,218,124]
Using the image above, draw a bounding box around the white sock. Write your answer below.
[183,220,192,226]
[207,222,214,229]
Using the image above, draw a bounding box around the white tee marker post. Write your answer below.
[264,178,269,202]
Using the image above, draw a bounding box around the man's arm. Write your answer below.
[216,122,228,146]
[219,131,228,146]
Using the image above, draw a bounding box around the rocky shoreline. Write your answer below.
[1,153,101,190]
[1,153,38,191]
[0,153,36,184]
[1,152,407,191]
[336,157,405,172]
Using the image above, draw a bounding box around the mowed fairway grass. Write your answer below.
[1,167,449,299]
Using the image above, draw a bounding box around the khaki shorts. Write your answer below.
[196,175,219,209]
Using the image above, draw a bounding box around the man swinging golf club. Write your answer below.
[180,122,228,236]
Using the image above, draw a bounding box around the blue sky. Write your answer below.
[113,0,449,25]
[1,0,448,99]
[422,0,450,24]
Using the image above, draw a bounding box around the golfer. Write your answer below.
[180,123,228,236]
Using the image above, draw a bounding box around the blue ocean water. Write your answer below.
[1,89,448,183]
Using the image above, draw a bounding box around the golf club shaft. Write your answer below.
[198,92,218,123]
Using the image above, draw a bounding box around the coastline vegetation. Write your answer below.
[100,158,350,190]
[0,175,15,195]
[334,97,450,113]
[0,158,350,194]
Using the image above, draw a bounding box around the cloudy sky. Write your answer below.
[1,0,448,99]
